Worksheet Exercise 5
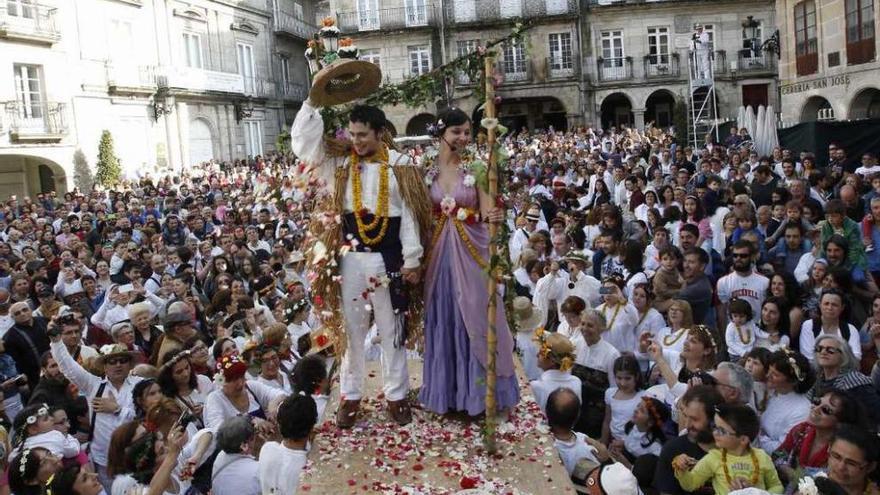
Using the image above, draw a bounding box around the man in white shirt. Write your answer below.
[50,336,141,492]
[716,240,769,329]
[855,153,880,178]
[211,416,261,495]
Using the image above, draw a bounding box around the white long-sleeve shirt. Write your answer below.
[758,391,811,452]
[50,340,141,467]
[290,101,423,269]
[203,380,287,430]
[90,291,166,331]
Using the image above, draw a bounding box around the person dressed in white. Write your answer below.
[799,289,862,361]
[530,332,582,413]
[717,241,769,328]
[595,278,640,354]
[50,335,142,492]
[291,100,427,428]
[211,416,261,495]
[203,354,287,431]
[693,25,712,82]
[546,388,600,477]
[512,297,546,382]
[259,394,318,495]
[758,351,813,452]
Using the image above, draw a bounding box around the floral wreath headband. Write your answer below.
[25,404,49,426]
[641,397,667,427]
[159,349,192,372]
[781,348,805,382]
[19,446,31,476]
[691,324,717,349]
[533,328,575,372]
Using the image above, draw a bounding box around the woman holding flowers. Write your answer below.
[418,108,520,417]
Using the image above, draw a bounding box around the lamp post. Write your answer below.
[742,15,781,57]
[151,88,173,121]
[235,98,255,122]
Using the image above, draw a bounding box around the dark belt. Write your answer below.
[341,213,408,314]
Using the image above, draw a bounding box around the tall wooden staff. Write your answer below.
[483,53,499,454]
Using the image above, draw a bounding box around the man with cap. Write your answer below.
[155,300,197,365]
[3,301,50,386]
[512,296,546,381]
[510,205,544,264]
[50,319,141,492]
[693,24,712,83]
[54,307,98,364]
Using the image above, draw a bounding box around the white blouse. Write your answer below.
[204,380,287,429]
[757,391,811,452]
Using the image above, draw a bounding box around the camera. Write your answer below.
[47,324,62,338]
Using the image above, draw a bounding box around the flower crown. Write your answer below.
[19,447,31,476]
[533,328,575,372]
[159,349,192,372]
[782,348,805,382]
[641,397,667,427]
[425,119,446,138]
[691,325,716,349]
[25,404,49,426]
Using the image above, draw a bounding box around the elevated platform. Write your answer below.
[299,360,577,494]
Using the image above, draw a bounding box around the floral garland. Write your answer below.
[533,327,574,372]
[735,323,752,345]
[662,328,688,347]
[422,147,479,190]
[350,147,390,245]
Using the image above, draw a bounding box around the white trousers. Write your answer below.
[339,252,409,402]
[698,52,712,79]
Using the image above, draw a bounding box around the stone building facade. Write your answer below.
[0,0,313,198]
[776,0,879,123]
[582,0,778,130]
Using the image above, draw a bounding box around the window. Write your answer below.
[361,48,381,68]
[280,55,290,92]
[6,0,34,18]
[846,0,875,64]
[741,20,763,57]
[794,0,818,75]
[293,2,304,19]
[243,121,263,157]
[503,39,527,79]
[548,33,572,71]
[237,42,255,93]
[700,23,716,51]
[109,19,134,63]
[453,0,476,22]
[456,39,479,82]
[647,27,670,64]
[499,0,522,18]
[405,0,427,26]
[409,45,430,76]
[601,30,624,66]
[13,64,44,121]
[182,32,203,69]
[358,0,379,31]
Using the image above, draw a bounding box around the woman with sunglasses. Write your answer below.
[808,334,880,424]
[826,424,880,495]
[772,389,869,486]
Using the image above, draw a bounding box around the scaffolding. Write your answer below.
[687,48,720,149]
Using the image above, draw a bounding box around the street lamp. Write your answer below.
[235,98,255,122]
[742,15,781,57]
[151,88,173,121]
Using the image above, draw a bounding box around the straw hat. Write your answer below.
[511,296,545,333]
[309,59,382,108]
[564,250,592,268]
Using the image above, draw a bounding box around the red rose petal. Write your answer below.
[412,463,424,471]
[347,479,357,486]
[460,476,478,489]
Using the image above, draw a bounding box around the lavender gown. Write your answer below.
[418,170,520,416]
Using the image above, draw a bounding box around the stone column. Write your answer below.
[175,101,189,172]
[164,97,181,172]
[633,108,646,131]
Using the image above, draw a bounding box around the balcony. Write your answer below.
[644,54,680,79]
[107,63,158,96]
[274,11,316,41]
[337,5,438,34]
[734,50,776,74]
[3,101,67,142]
[547,56,578,79]
[0,3,60,45]
[159,67,247,94]
[498,61,532,84]
[597,58,633,82]
[445,0,576,24]
[242,77,276,98]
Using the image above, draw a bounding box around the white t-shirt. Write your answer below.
[531,369,583,413]
[716,271,770,318]
[604,388,644,441]
[554,432,599,476]
[259,441,308,495]
[623,425,663,457]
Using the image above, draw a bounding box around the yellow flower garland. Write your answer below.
[350,147,390,245]
[426,213,488,270]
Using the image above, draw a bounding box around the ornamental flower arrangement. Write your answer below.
[319,17,340,52]
[305,39,321,74]
[337,37,359,59]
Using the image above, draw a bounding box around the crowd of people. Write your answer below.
[0,109,877,495]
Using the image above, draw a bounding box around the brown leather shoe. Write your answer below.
[336,399,360,429]
[387,399,412,425]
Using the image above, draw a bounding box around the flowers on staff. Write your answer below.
[480,117,499,130]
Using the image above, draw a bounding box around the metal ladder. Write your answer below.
[687,49,719,149]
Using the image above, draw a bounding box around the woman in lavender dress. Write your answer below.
[418,108,520,417]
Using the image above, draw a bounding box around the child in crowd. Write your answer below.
[601,355,644,445]
[820,199,866,269]
[615,396,670,464]
[673,403,784,494]
[291,354,330,420]
[651,245,684,313]
[725,298,758,362]
[10,403,81,465]
[863,196,880,253]
[546,387,600,479]
[766,200,814,248]
[258,394,318,495]
[530,330,581,413]
[742,347,771,413]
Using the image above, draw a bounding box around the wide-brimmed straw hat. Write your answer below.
[309,59,382,108]
[97,343,133,364]
[512,297,545,333]
[308,327,337,355]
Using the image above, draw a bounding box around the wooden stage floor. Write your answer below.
[298,359,577,494]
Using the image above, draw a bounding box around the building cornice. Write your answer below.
[207,0,271,19]
[587,0,773,14]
